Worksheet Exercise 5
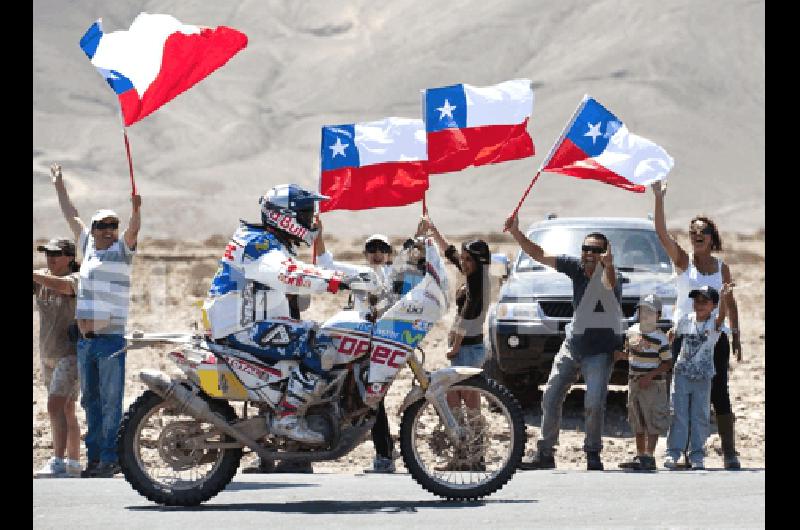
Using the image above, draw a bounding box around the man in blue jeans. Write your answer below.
[505,213,623,471]
[52,163,141,478]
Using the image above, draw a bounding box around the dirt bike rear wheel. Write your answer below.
[117,389,243,506]
[400,375,525,500]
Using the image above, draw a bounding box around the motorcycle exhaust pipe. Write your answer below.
[138,369,274,461]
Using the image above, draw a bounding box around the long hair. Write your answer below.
[690,215,722,251]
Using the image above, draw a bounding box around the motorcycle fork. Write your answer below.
[406,354,466,445]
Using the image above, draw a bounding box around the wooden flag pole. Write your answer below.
[122,129,137,196]
[422,192,428,216]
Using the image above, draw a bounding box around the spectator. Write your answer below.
[505,212,623,471]
[652,181,742,469]
[664,285,730,470]
[51,163,141,478]
[33,238,82,478]
[615,294,671,472]
[314,219,412,474]
[421,215,492,472]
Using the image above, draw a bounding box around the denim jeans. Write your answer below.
[77,334,127,463]
[537,341,614,454]
[451,343,486,368]
[666,373,712,464]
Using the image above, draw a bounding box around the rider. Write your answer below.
[203,184,363,445]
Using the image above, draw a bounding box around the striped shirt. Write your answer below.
[76,229,135,335]
[626,323,670,379]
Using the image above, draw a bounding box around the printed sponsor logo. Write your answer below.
[400,300,424,314]
[267,211,309,239]
[412,319,432,332]
[257,324,292,346]
[336,335,372,358]
[370,344,407,368]
[222,242,239,261]
[402,330,425,346]
[277,273,312,288]
[228,356,279,382]
[367,382,387,395]
[375,328,400,341]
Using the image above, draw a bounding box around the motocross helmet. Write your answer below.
[259,184,329,246]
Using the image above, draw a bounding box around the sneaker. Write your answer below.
[80,461,100,478]
[663,455,679,470]
[34,457,66,478]
[85,461,121,478]
[519,452,556,470]
[724,454,742,470]
[586,451,604,471]
[366,456,396,474]
[690,460,705,470]
[65,458,82,477]
[638,455,657,471]
[618,456,642,470]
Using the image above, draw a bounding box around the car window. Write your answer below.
[515,227,673,273]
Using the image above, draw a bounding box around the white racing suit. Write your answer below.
[204,223,348,444]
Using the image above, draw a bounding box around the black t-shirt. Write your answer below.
[555,255,624,356]
[445,244,485,344]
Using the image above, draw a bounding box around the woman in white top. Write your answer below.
[652,180,742,469]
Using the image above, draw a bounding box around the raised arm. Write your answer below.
[419,215,449,256]
[123,194,141,250]
[51,164,86,240]
[652,181,688,271]
[314,214,327,257]
[503,213,557,269]
[33,269,76,296]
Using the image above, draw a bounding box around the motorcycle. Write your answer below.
[117,237,526,506]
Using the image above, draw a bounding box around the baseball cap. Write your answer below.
[636,293,662,313]
[90,209,120,225]
[364,234,391,247]
[688,285,720,304]
[36,237,76,256]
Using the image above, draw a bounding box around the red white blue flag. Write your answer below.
[542,95,674,192]
[79,13,247,126]
[423,79,534,174]
[319,118,429,213]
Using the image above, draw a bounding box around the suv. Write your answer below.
[486,216,677,405]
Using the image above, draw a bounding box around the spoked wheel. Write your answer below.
[400,375,526,500]
[117,390,243,506]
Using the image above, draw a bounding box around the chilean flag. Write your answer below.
[423,79,534,174]
[79,13,247,127]
[319,118,429,213]
[543,95,674,192]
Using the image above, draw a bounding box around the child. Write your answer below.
[616,294,671,471]
[664,285,730,470]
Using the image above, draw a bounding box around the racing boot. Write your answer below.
[270,368,326,445]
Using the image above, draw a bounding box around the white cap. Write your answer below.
[90,209,119,224]
[364,234,391,247]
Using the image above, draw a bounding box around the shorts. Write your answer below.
[41,356,80,399]
[451,343,486,368]
[627,376,670,435]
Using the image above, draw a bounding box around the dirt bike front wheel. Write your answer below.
[117,389,243,506]
[400,375,526,501]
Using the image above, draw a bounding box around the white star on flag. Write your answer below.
[584,122,602,144]
[437,99,457,120]
[329,137,349,158]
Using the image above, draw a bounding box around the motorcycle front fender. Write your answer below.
[398,366,483,415]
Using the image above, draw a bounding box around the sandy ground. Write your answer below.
[33,230,764,474]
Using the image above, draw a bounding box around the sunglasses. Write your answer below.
[365,241,391,254]
[689,226,714,237]
[93,221,119,230]
[581,245,605,254]
[45,250,69,258]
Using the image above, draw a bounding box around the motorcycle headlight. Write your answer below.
[496,302,539,320]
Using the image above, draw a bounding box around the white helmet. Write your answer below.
[259,184,329,246]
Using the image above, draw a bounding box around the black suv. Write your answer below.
[486,216,676,405]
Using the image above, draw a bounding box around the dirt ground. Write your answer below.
[33,230,764,474]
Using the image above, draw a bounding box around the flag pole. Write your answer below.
[507,94,590,224]
[422,192,428,216]
[122,128,137,196]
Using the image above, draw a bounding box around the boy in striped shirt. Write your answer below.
[615,294,671,471]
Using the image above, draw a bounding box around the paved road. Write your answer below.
[33,468,765,528]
